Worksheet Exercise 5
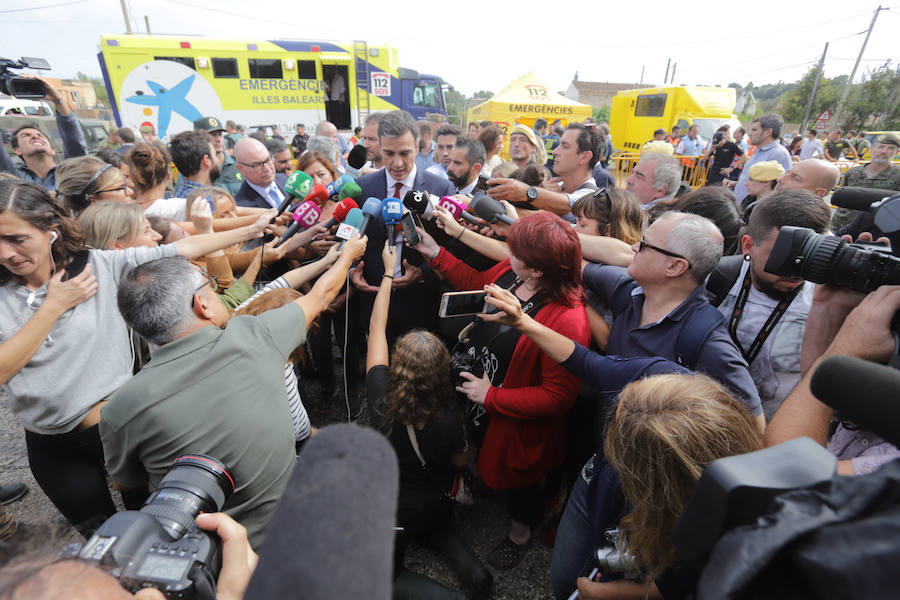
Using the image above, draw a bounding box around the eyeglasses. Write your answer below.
[191,268,219,307]
[638,237,692,269]
[238,156,274,170]
[94,182,128,195]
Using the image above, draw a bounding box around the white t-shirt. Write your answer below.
[143,197,187,222]
[717,260,815,420]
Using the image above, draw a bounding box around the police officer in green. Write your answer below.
[193,116,243,196]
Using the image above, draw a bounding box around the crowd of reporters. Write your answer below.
[0,75,899,599]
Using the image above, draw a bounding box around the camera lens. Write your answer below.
[141,454,235,540]
[765,226,900,293]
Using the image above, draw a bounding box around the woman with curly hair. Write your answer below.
[367,241,492,600]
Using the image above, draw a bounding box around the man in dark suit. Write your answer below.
[350,110,454,343]
[233,137,289,209]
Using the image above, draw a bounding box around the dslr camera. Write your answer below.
[67,455,234,599]
[765,189,900,294]
[0,57,51,99]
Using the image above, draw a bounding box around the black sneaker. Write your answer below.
[0,483,26,505]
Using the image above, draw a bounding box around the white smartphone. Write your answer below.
[438,291,487,318]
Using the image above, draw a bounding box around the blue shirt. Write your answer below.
[173,177,204,199]
[582,263,763,416]
[676,135,704,156]
[415,145,435,172]
[735,140,793,202]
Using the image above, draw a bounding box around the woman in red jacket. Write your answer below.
[414,211,590,569]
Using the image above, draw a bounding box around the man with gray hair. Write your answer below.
[305,135,340,170]
[316,120,349,170]
[582,211,765,430]
[100,235,368,549]
[626,153,682,207]
[233,137,288,209]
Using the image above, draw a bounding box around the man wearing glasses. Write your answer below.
[582,211,765,431]
[0,76,88,191]
[233,137,289,210]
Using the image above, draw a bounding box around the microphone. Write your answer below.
[347,144,368,169]
[831,187,896,212]
[402,189,433,227]
[243,424,397,600]
[438,195,480,225]
[810,355,900,448]
[470,190,514,225]
[360,197,382,237]
[305,183,329,207]
[325,174,354,200]
[273,170,313,221]
[381,197,403,246]
[339,181,362,202]
[321,197,359,230]
[337,207,364,249]
[275,201,322,248]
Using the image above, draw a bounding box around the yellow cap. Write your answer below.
[747,161,785,182]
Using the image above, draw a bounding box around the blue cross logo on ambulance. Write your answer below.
[121,60,223,138]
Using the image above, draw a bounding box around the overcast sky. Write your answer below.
[3,0,898,96]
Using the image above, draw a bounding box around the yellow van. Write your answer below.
[610,86,741,152]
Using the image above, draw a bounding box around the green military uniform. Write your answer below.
[215,152,243,196]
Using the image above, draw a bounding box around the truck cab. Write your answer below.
[401,72,447,123]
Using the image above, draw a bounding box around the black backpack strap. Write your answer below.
[675,303,726,370]
[705,254,745,307]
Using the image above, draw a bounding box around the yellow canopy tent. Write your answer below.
[466,71,593,160]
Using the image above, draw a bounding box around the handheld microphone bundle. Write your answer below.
[326,174,355,200]
[275,201,322,248]
[469,190,514,225]
[305,183,329,206]
[381,197,403,246]
[438,195,480,225]
[347,144,368,170]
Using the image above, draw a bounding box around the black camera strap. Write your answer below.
[728,268,801,364]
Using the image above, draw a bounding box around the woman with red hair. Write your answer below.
[413,211,590,569]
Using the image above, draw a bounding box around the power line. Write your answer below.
[0,0,88,13]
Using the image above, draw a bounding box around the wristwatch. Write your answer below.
[526,186,538,202]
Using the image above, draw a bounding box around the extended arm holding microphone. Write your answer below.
[367,241,398,373]
[431,204,508,262]
[766,285,900,474]
[294,235,368,328]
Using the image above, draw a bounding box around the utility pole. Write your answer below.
[670,63,677,84]
[664,59,671,85]
[832,5,884,128]
[144,15,152,35]
[640,65,645,86]
[119,0,132,33]
[801,42,829,134]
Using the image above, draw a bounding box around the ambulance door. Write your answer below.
[321,54,352,130]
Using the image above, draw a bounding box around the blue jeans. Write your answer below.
[549,454,625,599]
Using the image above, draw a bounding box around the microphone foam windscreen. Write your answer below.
[333,198,359,222]
[284,170,313,199]
[339,181,362,200]
[811,355,900,448]
[347,144,368,169]
[831,187,892,212]
[244,424,397,600]
[344,207,364,229]
[381,197,403,226]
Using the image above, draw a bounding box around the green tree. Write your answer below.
[842,62,900,130]
[592,106,611,123]
[778,67,839,124]
[472,90,494,99]
[444,89,466,120]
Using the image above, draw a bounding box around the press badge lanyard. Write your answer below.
[728,268,801,364]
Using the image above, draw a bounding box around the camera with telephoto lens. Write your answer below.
[595,528,641,581]
[69,455,234,599]
[0,57,51,99]
[764,226,900,294]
